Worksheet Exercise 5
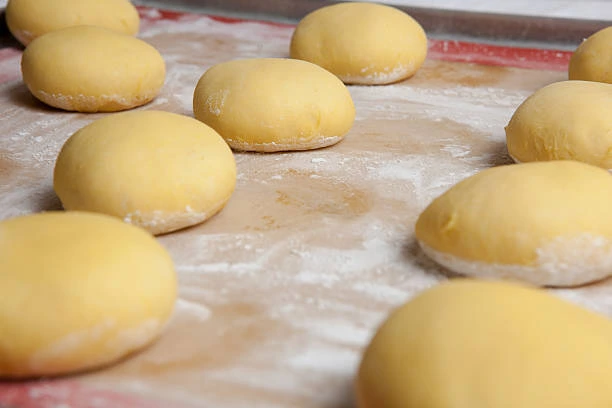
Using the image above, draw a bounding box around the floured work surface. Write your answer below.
[0,7,607,408]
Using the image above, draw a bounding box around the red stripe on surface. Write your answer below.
[136,5,293,27]
[0,381,176,408]
[427,39,572,71]
[137,6,186,22]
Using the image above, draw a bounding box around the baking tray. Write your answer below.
[0,2,611,407]
[133,0,611,49]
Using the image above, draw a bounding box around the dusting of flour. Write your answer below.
[0,7,592,408]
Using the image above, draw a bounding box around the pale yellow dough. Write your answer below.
[21,25,165,113]
[357,279,612,408]
[6,0,139,46]
[505,80,612,169]
[569,26,612,84]
[290,2,427,85]
[54,110,236,235]
[415,161,612,287]
[193,58,355,152]
[0,211,176,378]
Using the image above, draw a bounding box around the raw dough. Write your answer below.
[21,25,165,112]
[290,2,427,85]
[415,161,612,287]
[357,279,612,408]
[54,110,236,235]
[193,58,355,152]
[6,0,139,46]
[505,80,612,169]
[0,211,176,378]
[569,26,612,84]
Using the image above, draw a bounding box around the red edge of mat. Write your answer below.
[0,381,189,408]
[136,6,572,72]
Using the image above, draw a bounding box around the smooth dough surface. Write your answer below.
[569,26,612,84]
[0,211,176,378]
[21,25,165,113]
[6,0,139,46]
[357,279,612,408]
[193,58,355,152]
[415,161,612,287]
[54,110,236,235]
[290,2,427,85]
[505,80,612,169]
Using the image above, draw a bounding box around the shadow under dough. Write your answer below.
[32,186,64,212]
[328,377,358,408]
[484,140,515,167]
[0,10,24,50]
[401,236,456,280]
[4,82,58,112]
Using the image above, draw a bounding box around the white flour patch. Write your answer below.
[290,319,370,346]
[349,84,527,132]
[370,154,479,206]
[175,298,213,321]
[288,346,359,379]
[351,281,414,303]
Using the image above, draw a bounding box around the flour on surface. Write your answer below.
[0,7,601,408]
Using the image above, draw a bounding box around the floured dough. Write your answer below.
[53,110,236,235]
[193,58,355,152]
[0,211,176,378]
[290,2,427,85]
[415,161,612,287]
[357,279,612,408]
[505,80,612,169]
[21,25,165,113]
[569,26,612,84]
[6,0,139,46]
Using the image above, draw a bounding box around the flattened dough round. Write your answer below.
[54,110,236,235]
[569,26,612,84]
[415,161,612,287]
[193,58,355,152]
[505,80,612,169]
[357,279,612,408]
[290,2,427,85]
[6,0,139,46]
[0,211,176,378]
[21,25,165,112]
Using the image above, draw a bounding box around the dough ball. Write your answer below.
[54,110,236,235]
[506,80,612,169]
[415,161,612,287]
[6,0,139,46]
[569,26,612,84]
[290,2,427,85]
[193,58,355,152]
[357,279,612,408]
[0,211,176,378]
[21,25,165,113]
